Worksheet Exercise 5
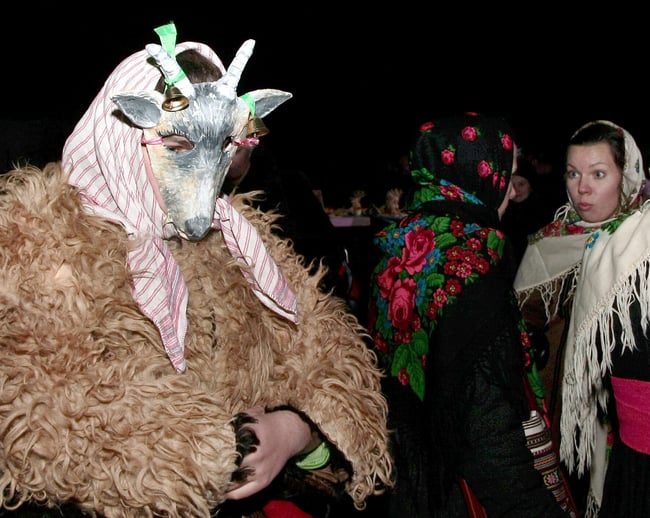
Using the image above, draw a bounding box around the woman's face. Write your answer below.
[510,175,532,203]
[566,142,622,223]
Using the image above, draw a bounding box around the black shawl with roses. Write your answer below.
[368,113,569,517]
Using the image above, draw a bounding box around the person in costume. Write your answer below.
[0,24,392,518]
[367,112,574,517]
[514,120,650,517]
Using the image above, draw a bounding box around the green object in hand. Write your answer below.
[294,441,330,470]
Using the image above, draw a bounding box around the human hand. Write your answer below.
[225,406,319,500]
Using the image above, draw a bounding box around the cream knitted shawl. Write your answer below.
[514,120,646,517]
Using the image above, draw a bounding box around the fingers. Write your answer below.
[230,465,254,484]
[228,406,263,497]
[224,478,265,500]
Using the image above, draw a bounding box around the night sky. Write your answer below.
[4,6,648,207]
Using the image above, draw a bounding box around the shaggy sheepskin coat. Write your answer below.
[0,162,392,517]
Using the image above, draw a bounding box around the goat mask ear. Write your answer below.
[238,89,293,138]
[111,91,165,128]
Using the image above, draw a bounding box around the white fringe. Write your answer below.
[561,256,650,474]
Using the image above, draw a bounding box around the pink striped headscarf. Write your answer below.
[62,41,298,373]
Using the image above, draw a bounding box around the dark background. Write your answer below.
[2,5,648,207]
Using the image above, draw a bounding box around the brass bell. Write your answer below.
[162,85,190,112]
[247,116,270,137]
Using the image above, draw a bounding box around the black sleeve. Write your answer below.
[458,324,570,517]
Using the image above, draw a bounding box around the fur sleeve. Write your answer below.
[177,194,393,510]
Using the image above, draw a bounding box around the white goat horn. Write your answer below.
[221,40,255,92]
[146,43,196,98]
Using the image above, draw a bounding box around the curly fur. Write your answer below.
[0,163,392,517]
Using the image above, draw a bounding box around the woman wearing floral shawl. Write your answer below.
[368,113,571,517]
[515,120,650,517]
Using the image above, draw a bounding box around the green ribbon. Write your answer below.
[154,22,186,85]
[239,93,257,118]
[155,22,177,56]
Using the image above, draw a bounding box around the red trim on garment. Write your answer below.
[611,376,650,454]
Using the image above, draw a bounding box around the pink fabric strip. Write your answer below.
[610,376,650,454]
[62,41,297,373]
[214,197,298,321]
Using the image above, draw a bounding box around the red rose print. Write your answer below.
[461,126,478,141]
[501,133,513,150]
[374,334,388,354]
[398,368,410,386]
[566,224,586,235]
[447,246,464,261]
[395,329,412,344]
[412,314,422,332]
[477,160,492,178]
[441,148,455,165]
[445,278,462,296]
[466,237,482,252]
[433,287,448,308]
[461,249,477,265]
[443,262,458,276]
[403,227,435,274]
[455,262,472,278]
[441,184,462,200]
[475,257,490,274]
[450,220,464,237]
[420,121,434,132]
[388,277,417,331]
[427,302,439,319]
[377,256,401,298]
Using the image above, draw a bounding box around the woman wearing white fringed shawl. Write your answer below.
[514,120,650,517]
